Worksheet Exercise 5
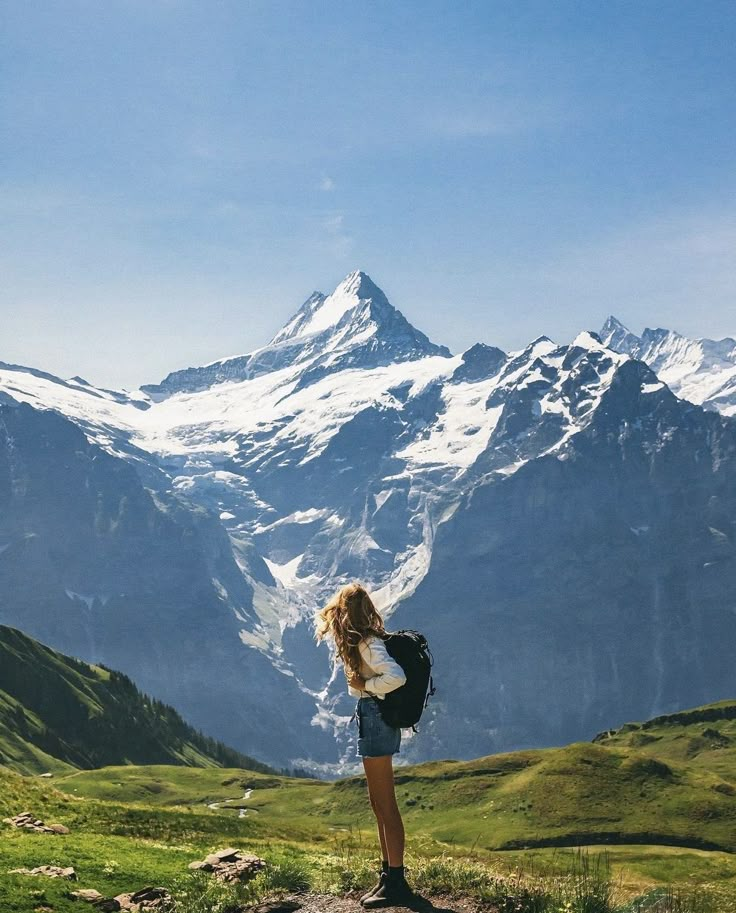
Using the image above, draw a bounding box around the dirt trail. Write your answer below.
[251,891,497,913]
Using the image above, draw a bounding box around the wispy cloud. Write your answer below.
[319,175,335,191]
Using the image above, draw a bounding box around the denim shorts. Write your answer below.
[355,696,401,758]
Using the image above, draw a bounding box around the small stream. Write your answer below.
[205,787,257,814]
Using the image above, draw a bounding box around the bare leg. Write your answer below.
[367,784,389,862]
[362,755,404,867]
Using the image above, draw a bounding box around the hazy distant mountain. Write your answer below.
[0,273,734,772]
[601,316,736,417]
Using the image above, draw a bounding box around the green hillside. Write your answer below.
[2,621,734,861]
[1,625,735,910]
[32,697,736,856]
[3,699,736,911]
[0,624,275,775]
[593,699,736,782]
[60,736,736,855]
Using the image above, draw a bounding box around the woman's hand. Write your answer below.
[348,672,367,690]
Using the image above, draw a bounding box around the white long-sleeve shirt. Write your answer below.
[347,634,407,700]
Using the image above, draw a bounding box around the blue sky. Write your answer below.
[2,1,735,389]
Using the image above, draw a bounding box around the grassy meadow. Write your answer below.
[3,700,736,912]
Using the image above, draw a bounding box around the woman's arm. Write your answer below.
[359,637,407,695]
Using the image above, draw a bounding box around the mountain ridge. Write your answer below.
[0,624,276,776]
[0,274,735,771]
[601,314,736,416]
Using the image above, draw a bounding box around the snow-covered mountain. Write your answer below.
[140,271,450,398]
[601,316,736,417]
[1,273,735,773]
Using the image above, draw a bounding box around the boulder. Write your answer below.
[188,849,266,884]
[205,847,240,863]
[215,858,266,883]
[96,901,122,912]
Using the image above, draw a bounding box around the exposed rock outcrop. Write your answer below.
[9,864,76,879]
[4,811,70,834]
[68,886,172,910]
[113,886,172,911]
[188,847,267,883]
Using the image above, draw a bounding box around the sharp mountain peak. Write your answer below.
[143,271,450,397]
[269,270,391,345]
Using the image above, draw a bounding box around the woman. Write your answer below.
[315,581,416,908]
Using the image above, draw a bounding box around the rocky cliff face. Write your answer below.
[0,401,328,767]
[0,273,734,773]
[397,359,736,756]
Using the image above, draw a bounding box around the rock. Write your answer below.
[10,865,77,879]
[131,887,169,902]
[215,859,266,883]
[207,847,241,863]
[188,850,266,884]
[69,889,105,902]
[96,901,122,912]
[115,886,171,910]
[5,811,70,834]
[39,772,54,778]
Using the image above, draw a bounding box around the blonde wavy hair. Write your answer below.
[314,581,386,679]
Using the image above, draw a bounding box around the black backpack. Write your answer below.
[376,630,436,731]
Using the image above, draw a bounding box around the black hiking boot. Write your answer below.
[360,869,387,905]
[361,868,416,908]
